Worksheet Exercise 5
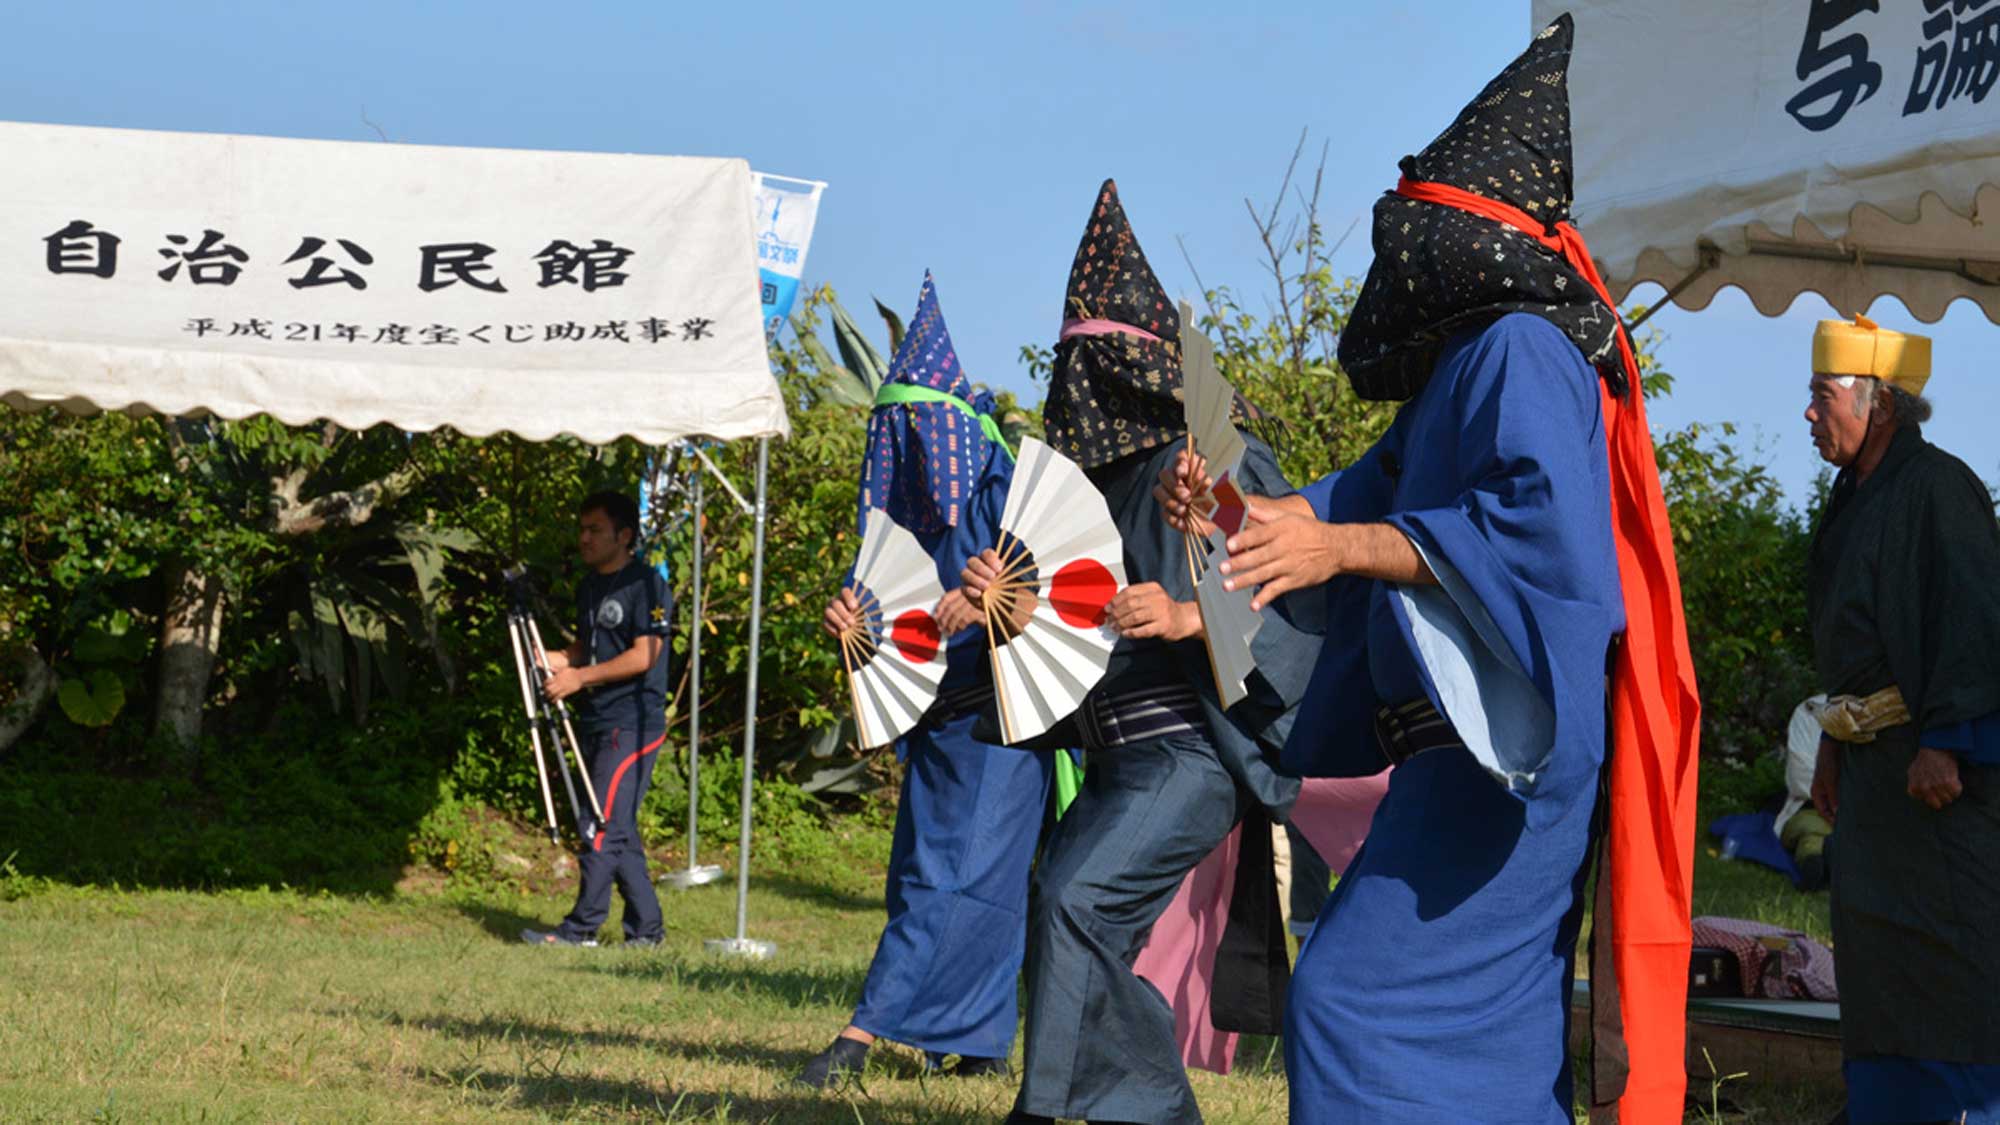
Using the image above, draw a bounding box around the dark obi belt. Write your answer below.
[1374,697,1467,768]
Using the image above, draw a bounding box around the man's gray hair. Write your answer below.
[1883,382,1933,427]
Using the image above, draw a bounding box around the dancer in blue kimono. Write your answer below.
[798,273,1052,1088]
[1160,18,1699,1123]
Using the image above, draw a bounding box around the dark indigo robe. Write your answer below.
[1012,433,1317,1124]
[1808,423,2000,1117]
[851,441,1053,1059]
[1282,315,1624,1123]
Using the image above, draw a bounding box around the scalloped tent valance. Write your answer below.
[0,121,790,445]
[1534,1,2000,325]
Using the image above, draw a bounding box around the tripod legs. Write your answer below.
[506,605,594,844]
[522,615,605,823]
[505,611,562,844]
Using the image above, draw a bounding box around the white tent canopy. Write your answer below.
[0,120,795,957]
[1540,1,2000,324]
[0,121,789,444]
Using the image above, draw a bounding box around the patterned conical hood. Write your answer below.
[884,271,975,399]
[1337,15,1626,402]
[1043,179,1188,470]
[1404,11,1574,223]
[1057,178,1181,338]
[857,272,998,536]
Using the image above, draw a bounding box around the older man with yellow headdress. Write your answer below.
[1803,314,2000,1124]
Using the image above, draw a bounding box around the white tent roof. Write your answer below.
[0,121,789,445]
[1540,1,2000,324]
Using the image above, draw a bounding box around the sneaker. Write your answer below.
[949,1055,1011,1078]
[519,928,598,947]
[794,1036,870,1090]
[622,936,663,949]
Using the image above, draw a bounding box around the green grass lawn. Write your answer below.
[0,800,1840,1124]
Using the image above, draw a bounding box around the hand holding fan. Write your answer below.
[839,508,950,750]
[1178,305,1262,709]
[977,438,1126,744]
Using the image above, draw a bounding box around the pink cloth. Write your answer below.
[1290,771,1393,877]
[1131,772,1393,1075]
[1133,825,1243,1073]
[1058,317,1164,343]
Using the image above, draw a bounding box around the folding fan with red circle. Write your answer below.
[978,437,1126,744]
[839,508,950,750]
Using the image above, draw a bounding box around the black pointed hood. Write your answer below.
[1405,13,1575,223]
[1043,179,1187,470]
[1337,15,1626,402]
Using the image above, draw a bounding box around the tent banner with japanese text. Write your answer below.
[1536,1,2000,322]
[751,172,824,340]
[0,121,790,445]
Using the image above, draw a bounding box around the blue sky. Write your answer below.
[5,1,1993,505]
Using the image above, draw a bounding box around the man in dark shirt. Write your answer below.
[521,490,673,948]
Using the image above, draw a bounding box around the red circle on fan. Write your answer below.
[891,610,942,663]
[1049,559,1117,628]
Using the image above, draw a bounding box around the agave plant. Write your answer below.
[790,287,1035,447]
[286,521,480,723]
[791,290,903,409]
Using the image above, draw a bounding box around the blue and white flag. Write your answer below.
[751,172,825,341]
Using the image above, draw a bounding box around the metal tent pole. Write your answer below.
[662,456,722,889]
[706,436,774,958]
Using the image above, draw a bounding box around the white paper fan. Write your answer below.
[1179,304,1262,709]
[840,508,949,750]
[982,438,1125,744]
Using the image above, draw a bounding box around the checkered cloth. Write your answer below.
[1690,915,1838,1001]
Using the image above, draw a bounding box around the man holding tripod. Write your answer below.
[521,490,673,948]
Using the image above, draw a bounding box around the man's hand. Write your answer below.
[961,549,1004,608]
[1219,501,1344,611]
[542,665,586,703]
[822,588,862,639]
[935,588,980,635]
[961,548,1037,634]
[542,649,572,673]
[1154,450,1215,536]
[1107,582,1200,641]
[1908,746,1964,810]
[1811,736,1840,821]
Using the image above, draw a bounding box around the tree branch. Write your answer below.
[0,645,56,756]
[1175,234,1224,328]
[271,462,421,536]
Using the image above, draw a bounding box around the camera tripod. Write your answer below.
[502,567,605,845]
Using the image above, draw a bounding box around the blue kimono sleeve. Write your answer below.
[1381,315,1623,809]
[1923,712,2000,766]
[937,444,1012,589]
[933,445,1014,679]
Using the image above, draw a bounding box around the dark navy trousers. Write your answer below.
[1013,731,1250,1125]
[557,725,666,944]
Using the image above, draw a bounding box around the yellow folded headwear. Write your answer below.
[1812,314,1932,396]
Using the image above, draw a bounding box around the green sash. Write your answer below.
[872,383,1013,459]
[1053,752,1084,817]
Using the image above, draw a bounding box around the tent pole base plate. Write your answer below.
[705,937,776,959]
[659,864,726,890]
